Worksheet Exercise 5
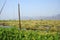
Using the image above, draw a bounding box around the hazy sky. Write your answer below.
[0,0,60,20]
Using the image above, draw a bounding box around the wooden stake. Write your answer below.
[18,3,21,30]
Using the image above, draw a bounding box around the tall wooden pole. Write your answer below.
[18,1,21,30]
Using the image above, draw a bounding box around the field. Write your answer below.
[20,30,60,40]
[0,26,60,40]
[0,20,60,40]
[0,20,60,32]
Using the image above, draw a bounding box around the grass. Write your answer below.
[0,20,60,40]
[0,20,60,32]
[0,26,60,40]
[20,30,59,40]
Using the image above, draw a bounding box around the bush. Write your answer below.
[0,27,20,40]
[0,26,59,40]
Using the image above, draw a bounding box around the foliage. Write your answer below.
[0,26,60,40]
[0,20,60,40]
[0,27,20,40]
[20,30,59,40]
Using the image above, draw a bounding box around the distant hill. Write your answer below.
[21,14,60,20]
[44,14,60,20]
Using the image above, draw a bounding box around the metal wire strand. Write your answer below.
[0,0,7,14]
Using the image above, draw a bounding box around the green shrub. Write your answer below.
[0,26,59,40]
[0,27,20,40]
